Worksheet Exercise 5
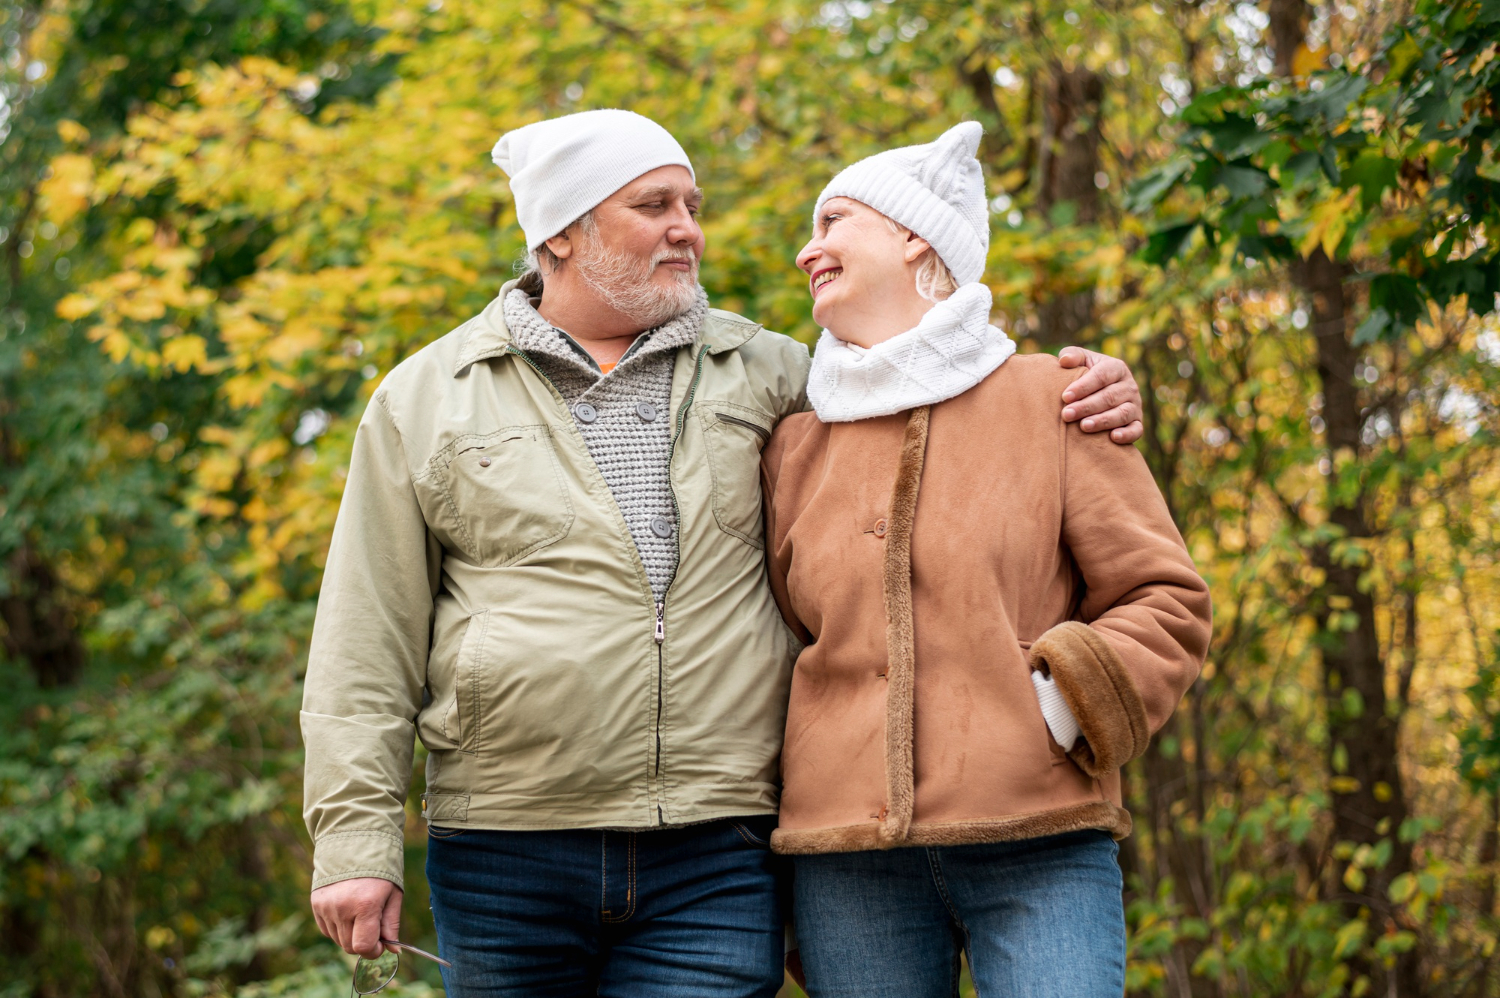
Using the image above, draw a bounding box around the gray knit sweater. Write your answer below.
[502,288,707,602]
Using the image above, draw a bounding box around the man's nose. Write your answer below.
[665,204,701,244]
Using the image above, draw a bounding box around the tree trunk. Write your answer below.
[1034,63,1103,345]
[1269,0,1310,77]
[1297,248,1420,996]
[1,543,85,687]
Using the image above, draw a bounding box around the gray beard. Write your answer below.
[573,236,701,330]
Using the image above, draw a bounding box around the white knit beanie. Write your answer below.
[813,121,989,286]
[492,109,695,251]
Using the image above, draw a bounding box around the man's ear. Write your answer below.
[543,230,574,265]
[903,233,933,264]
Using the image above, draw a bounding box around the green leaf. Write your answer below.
[1204,114,1271,158]
[1353,308,1392,345]
[1125,160,1191,213]
[1220,165,1270,199]
[1140,222,1198,265]
[1385,34,1423,82]
[1343,153,1400,210]
[1283,151,1323,186]
[1369,273,1425,324]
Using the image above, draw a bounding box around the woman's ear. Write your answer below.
[903,233,932,264]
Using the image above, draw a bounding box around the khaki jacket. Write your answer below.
[760,355,1211,854]
[302,281,811,889]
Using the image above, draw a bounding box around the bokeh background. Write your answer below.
[3,1,1500,995]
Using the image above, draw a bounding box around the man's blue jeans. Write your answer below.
[425,817,785,997]
[793,830,1126,998]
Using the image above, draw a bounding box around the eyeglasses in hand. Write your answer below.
[352,938,451,995]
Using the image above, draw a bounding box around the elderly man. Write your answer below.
[302,110,1143,997]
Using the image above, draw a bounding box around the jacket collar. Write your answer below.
[453,280,760,377]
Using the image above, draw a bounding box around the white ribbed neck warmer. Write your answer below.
[806,282,1015,423]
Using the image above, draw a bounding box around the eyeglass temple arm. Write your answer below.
[380,938,452,968]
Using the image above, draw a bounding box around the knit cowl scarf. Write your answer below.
[806,282,1015,423]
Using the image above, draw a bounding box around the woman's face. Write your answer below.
[796,197,933,347]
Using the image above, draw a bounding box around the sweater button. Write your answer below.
[873,518,888,538]
[574,402,599,423]
[650,516,674,538]
[478,456,491,467]
[636,402,658,422]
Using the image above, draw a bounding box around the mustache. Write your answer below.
[654,250,698,267]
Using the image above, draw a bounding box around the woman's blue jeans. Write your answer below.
[793,829,1126,998]
[426,817,785,998]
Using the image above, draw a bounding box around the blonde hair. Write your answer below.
[884,217,960,302]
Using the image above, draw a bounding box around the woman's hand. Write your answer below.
[1057,347,1144,444]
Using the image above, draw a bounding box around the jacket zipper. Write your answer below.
[511,342,709,824]
[654,344,710,812]
[716,411,772,443]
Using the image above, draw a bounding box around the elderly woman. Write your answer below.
[761,122,1213,997]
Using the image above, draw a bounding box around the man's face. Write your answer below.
[566,165,706,328]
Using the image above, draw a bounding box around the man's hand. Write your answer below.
[1057,346,1144,444]
[311,877,402,959]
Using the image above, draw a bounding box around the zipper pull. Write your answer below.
[655,602,665,644]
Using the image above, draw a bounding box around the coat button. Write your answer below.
[873,518,888,537]
[650,516,674,538]
[636,402,658,422]
[574,402,599,423]
[478,456,491,467]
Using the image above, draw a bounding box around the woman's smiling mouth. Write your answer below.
[810,268,842,299]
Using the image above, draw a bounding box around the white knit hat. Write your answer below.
[813,121,989,285]
[492,109,695,251]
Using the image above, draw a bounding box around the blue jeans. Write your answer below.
[425,817,785,997]
[793,830,1125,998]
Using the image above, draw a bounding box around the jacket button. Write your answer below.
[478,456,491,467]
[650,516,674,538]
[574,402,599,423]
[636,402,658,422]
[873,518,888,537]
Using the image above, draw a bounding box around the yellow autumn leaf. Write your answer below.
[1299,189,1360,259]
[1292,44,1327,79]
[161,335,208,373]
[56,293,100,320]
[38,153,95,226]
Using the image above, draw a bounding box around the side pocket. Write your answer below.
[730,816,776,847]
[454,610,491,755]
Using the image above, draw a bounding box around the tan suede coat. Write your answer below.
[760,354,1212,854]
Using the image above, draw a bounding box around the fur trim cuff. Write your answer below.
[1031,621,1149,777]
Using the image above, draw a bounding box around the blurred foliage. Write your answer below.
[2,0,1500,996]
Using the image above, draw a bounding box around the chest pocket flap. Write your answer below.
[417,425,575,566]
[697,402,773,549]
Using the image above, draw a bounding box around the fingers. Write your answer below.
[312,879,397,958]
[1061,358,1127,406]
[381,887,404,952]
[1080,400,1141,433]
[1110,420,1145,445]
[1064,379,1138,421]
[350,900,385,959]
[1057,345,1089,368]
